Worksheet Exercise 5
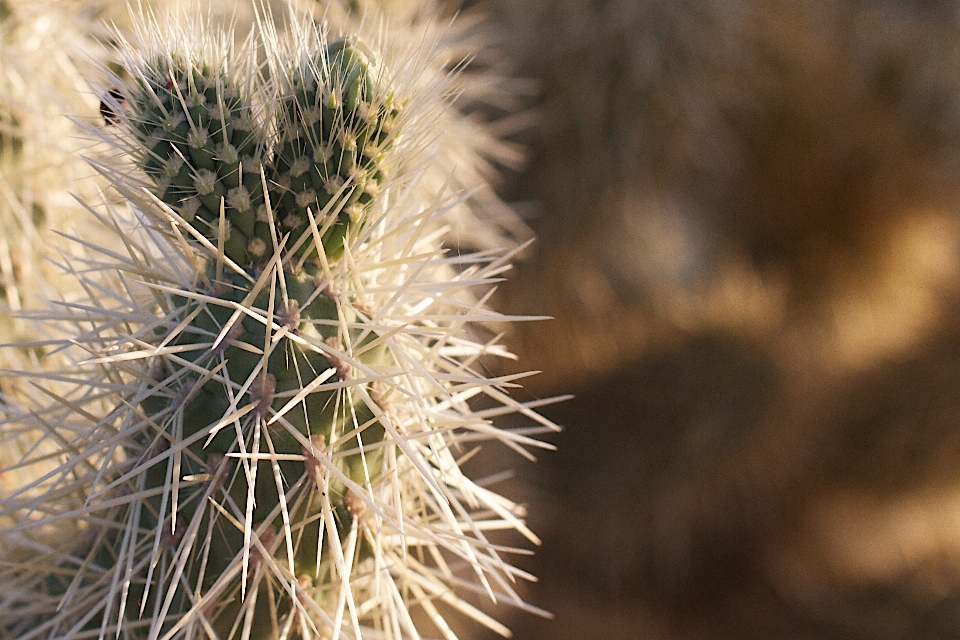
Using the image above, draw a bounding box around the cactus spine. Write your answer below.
[0,9,555,640]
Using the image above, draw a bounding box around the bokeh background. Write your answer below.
[475,0,960,638]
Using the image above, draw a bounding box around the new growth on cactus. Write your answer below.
[0,9,557,640]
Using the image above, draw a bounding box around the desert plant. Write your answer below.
[0,0,112,509]
[0,7,554,639]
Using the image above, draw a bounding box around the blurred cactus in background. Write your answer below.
[0,0,107,509]
[0,5,554,639]
[0,0,111,344]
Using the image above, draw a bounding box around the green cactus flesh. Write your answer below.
[127,58,271,267]
[26,33,412,637]
[125,37,399,267]
[275,36,400,261]
[123,261,387,634]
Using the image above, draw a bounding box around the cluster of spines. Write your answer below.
[125,58,271,266]
[142,264,381,459]
[274,36,400,259]
[52,262,390,637]
[119,36,400,267]
[97,33,400,637]
[0,13,553,640]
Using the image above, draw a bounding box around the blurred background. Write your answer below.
[471,0,960,638]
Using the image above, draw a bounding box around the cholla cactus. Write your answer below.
[0,8,555,640]
[0,0,108,505]
[315,0,535,254]
[0,0,105,350]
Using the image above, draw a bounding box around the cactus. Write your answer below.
[0,0,109,513]
[0,0,107,324]
[0,8,556,640]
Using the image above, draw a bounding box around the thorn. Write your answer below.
[212,321,245,355]
[302,435,327,486]
[159,517,186,552]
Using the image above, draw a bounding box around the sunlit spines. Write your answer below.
[106,16,271,267]
[272,33,402,262]
[0,6,559,639]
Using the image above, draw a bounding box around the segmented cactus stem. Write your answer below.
[0,8,557,639]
